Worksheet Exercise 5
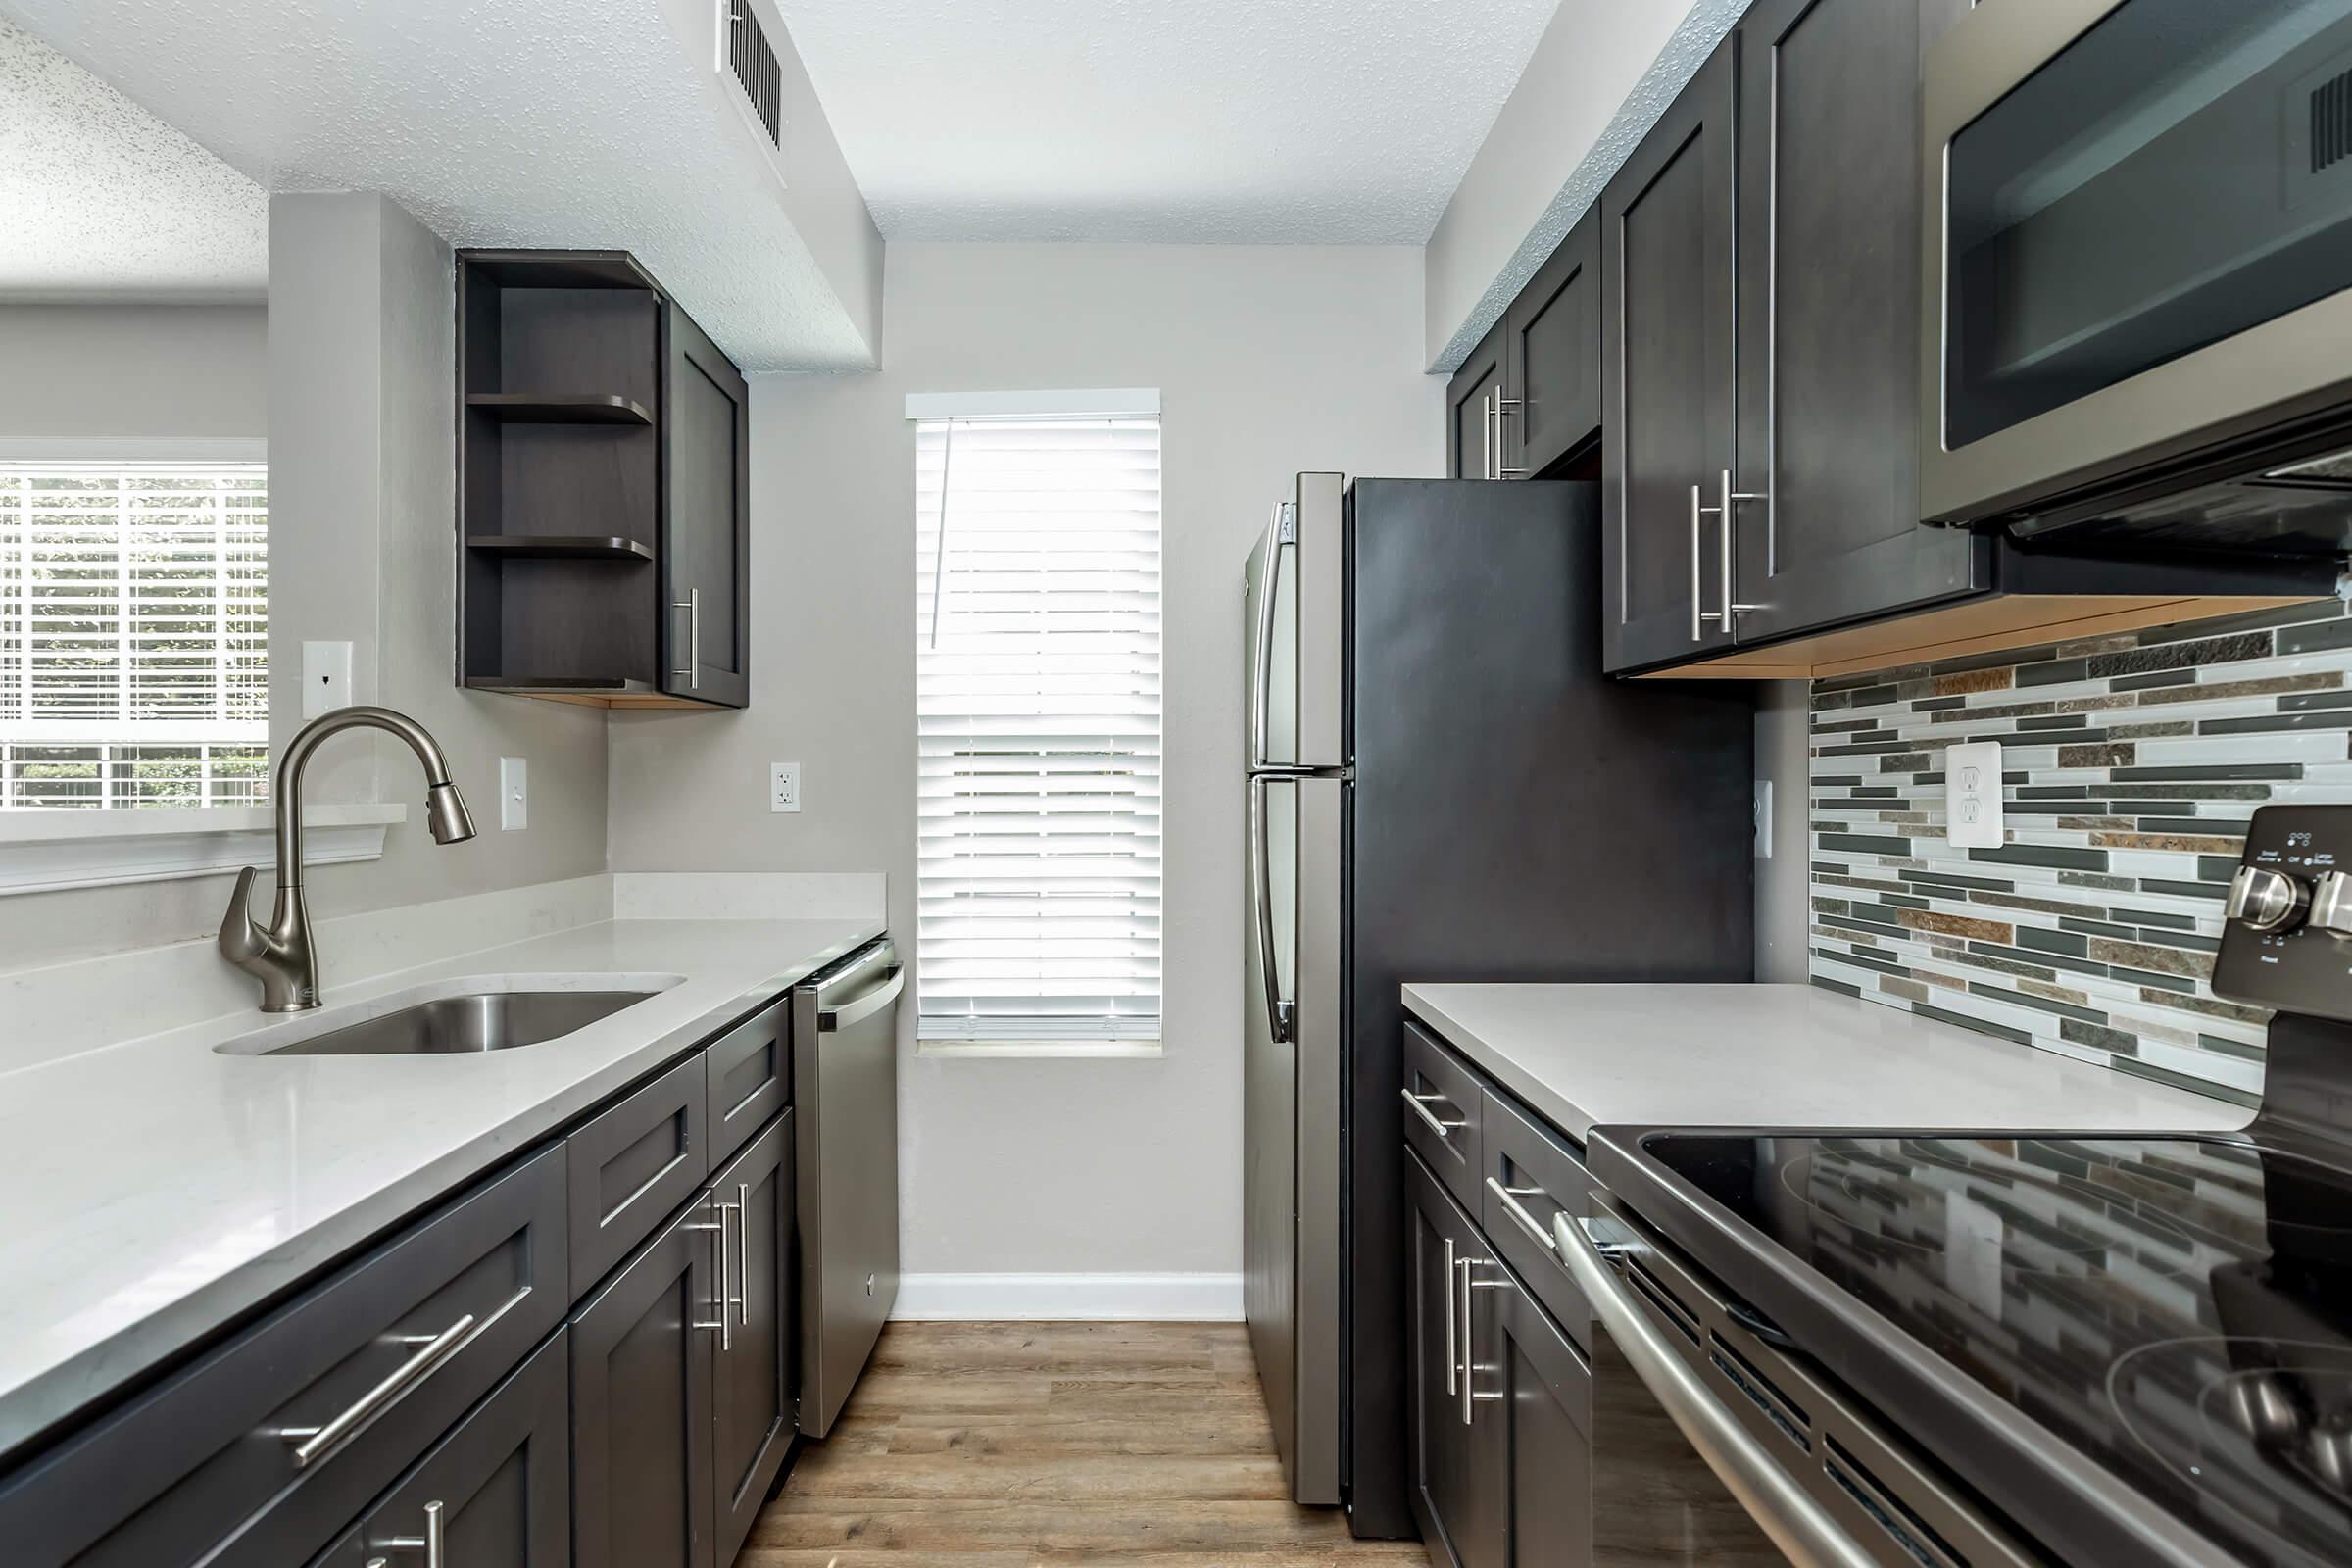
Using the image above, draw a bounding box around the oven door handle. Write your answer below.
[1552,1210,1881,1568]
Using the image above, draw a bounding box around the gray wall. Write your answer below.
[0,196,607,969]
[1756,681,1811,982]
[0,303,266,439]
[610,241,1442,1279]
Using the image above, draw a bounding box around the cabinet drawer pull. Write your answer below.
[282,1313,478,1468]
[1443,1236,1457,1396]
[685,1196,738,1348]
[736,1181,753,1327]
[1401,1087,1465,1139]
[672,587,702,687]
[1488,1175,1557,1255]
[374,1497,445,1567]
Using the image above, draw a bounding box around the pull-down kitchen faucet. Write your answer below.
[220,705,476,1012]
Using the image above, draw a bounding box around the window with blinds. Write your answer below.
[0,464,269,808]
[914,413,1161,1046]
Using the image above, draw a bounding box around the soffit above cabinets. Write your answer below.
[3,0,881,370]
[774,0,1562,242]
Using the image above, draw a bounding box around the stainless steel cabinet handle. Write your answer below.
[375,1499,445,1568]
[1696,470,1765,634]
[1689,483,1705,641]
[817,965,904,1031]
[672,587,701,688]
[1495,396,1526,477]
[1552,1211,1878,1568]
[1487,1175,1556,1254]
[1401,1087,1464,1140]
[735,1181,752,1327]
[1482,391,1494,480]
[1250,775,1296,1043]
[1443,1236,1457,1396]
[281,1313,477,1468]
[685,1197,733,1348]
[1457,1255,1505,1426]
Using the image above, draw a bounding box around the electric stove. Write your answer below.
[1589,805,2352,1568]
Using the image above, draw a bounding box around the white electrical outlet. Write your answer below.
[1945,740,2004,849]
[500,756,528,831]
[1754,780,1774,858]
[301,641,353,720]
[769,761,802,813]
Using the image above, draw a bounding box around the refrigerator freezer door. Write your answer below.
[1244,473,1347,775]
[1243,771,1344,1506]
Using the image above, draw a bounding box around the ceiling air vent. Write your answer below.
[2314,64,2352,173]
[714,0,788,184]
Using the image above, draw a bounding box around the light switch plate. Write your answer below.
[301,641,353,720]
[770,761,802,813]
[500,756,528,831]
[1944,740,2004,849]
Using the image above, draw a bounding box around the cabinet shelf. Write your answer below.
[466,392,652,426]
[466,534,655,561]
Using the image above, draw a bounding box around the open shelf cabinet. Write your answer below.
[456,250,749,710]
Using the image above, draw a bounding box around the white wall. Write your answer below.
[611,242,1442,1281]
[1423,0,1745,370]
[0,303,266,441]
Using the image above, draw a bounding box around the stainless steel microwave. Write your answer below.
[1921,0,2352,554]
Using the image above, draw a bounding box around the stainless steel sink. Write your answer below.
[257,990,657,1056]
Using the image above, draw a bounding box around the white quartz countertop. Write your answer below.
[1399,982,2251,1145]
[0,914,882,1459]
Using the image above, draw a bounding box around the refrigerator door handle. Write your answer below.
[1249,773,1295,1044]
[1250,500,1295,772]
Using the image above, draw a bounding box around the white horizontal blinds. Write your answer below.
[914,415,1162,1042]
[0,465,269,808]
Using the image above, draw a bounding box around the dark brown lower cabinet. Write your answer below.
[1408,1147,1593,1568]
[572,1106,799,1568]
[711,1111,797,1565]
[315,1330,572,1567]
[571,1199,720,1568]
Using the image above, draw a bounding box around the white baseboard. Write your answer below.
[892,1272,1245,1322]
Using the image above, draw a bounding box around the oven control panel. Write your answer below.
[2212,805,2352,1020]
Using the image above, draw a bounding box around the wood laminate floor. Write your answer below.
[745,1321,1430,1566]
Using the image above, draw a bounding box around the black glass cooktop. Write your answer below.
[1642,1131,2352,1568]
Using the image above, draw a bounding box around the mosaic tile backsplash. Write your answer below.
[1806,597,2352,1108]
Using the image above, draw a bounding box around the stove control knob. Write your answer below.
[2227,865,2309,933]
[2310,870,2352,937]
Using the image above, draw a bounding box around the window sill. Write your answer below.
[0,804,407,897]
[917,1038,1163,1060]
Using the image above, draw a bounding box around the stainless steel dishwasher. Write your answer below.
[792,936,903,1438]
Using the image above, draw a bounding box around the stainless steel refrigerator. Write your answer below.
[1241,474,1755,1537]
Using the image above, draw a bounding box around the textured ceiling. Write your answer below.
[775,0,1564,242]
[0,19,267,300]
[0,0,874,369]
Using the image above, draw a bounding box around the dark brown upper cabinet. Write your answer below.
[1595,4,2330,677]
[1504,207,1600,478]
[457,250,749,710]
[1599,35,1740,673]
[1446,319,1509,480]
[1728,0,1977,649]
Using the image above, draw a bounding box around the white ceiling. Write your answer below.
[0,19,267,300]
[0,0,875,369]
[776,0,1564,243]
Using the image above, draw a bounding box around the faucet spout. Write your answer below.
[222,705,476,1011]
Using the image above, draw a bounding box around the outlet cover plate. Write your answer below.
[1945,740,2004,849]
[770,761,802,813]
[301,641,353,720]
[500,756,528,831]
